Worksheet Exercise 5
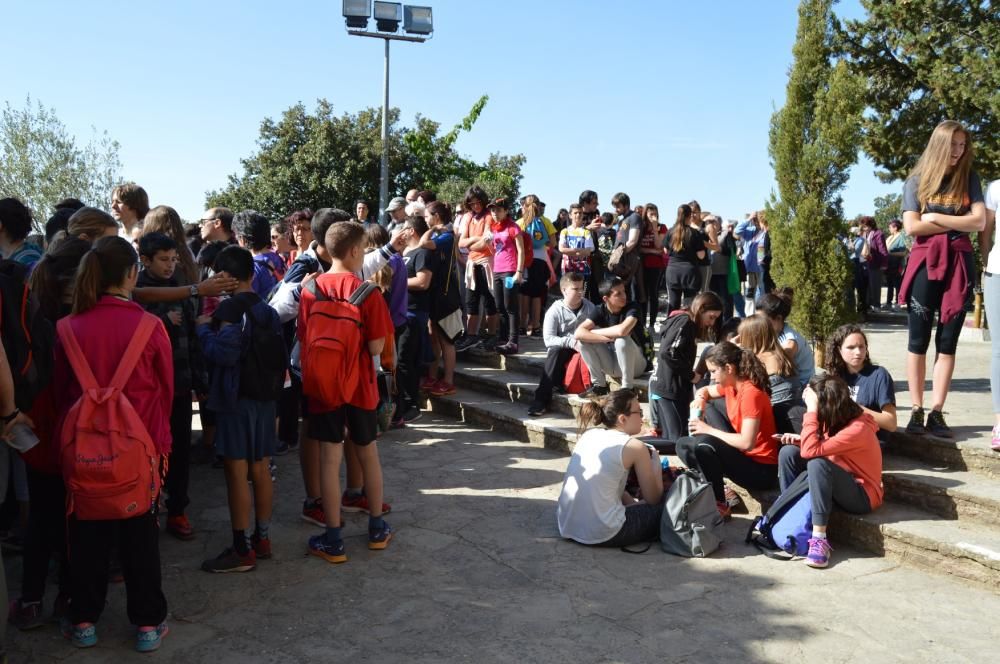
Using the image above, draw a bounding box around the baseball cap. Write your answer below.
[386,196,406,212]
[487,197,509,210]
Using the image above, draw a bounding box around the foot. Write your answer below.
[527,402,546,417]
[368,522,393,550]
[274,440,292,456]
[7,598,44,631]
[905,407,926,435]
[308,534,347,564]
[135,622,169,653]
[925,410,954,439]
[723,485,742,509]
[301,499,326,527]
[455,336,482,353]
[715,500,732,521]
[402,406,422,423]
[61,620,97,648]
[429,381,457,397]
[341,491,392,515]
[201,547,256,573]
[578,385,610,399]
[805,537,833,568]
[251,533,272,559]
[419,376,437,392]
[992,424,1000,451]
[496,342,519,355]
[165,514,195,541]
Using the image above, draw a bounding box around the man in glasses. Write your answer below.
[199,207,236,244]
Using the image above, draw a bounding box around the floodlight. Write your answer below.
[343,0,371,29]
[403,6,433,35]
[373,1,402,32]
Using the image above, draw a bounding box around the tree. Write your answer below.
[0,97,122,228]
[873,192,902,229]
[837,1,1000,182]
[207,96,525,216]
[768,0,865,347]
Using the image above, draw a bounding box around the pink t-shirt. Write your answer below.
[491,220,525,274]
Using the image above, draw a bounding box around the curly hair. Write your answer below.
[824,323,872,379]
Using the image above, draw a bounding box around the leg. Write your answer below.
[492,275,509,344]
[299,437,321,501]
[645,268,662,328]
[166,397,193,517]
[579,342,616,387]
[534,347,574,407]
[930,353,956,411]
[344,440,363,493]
[319,443,345,529]
[906,263,935,410]
[985,273,1000,426]
[506,280,521,344]
[777,444,806,492]
[654,398,687,441]
[277,374,302,447]
[806,458,872,531]
[118,512,168,627]
[355,441,384,520]
[397,316,423,408]
[222,459,252,533]
[615,336,645,389]
[249,458,274,527]
[596,501,664,548]
[20,468,65,603]
[68,517,112,624]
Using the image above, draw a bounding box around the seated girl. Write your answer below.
[823,324,898,442]
[777,375,884,568]
[557,390,664,547]
[677,341,779,520]
[756,288,814,388]
[738,314,805,433]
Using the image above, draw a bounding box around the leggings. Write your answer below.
[675,434,777,502]
[641,266,663,328]
[595,500,664,548]
[165,397,192,517]
[986,272,1000,413]
[778,446,871,527]
[20,468,69,603]
[651,397,688,442]
[905,254,973,355]
[492,272,520,344]
[397,315,427,411]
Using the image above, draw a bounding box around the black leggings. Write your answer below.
[166,397,192,517]
[20,468,69,603]
[905,254,973,355]
[651,397,688,442]
[397,318,425,411]
[492,272,520,344]
[675,434,777,502]
[595,500,664,548]
[641,267,663,328]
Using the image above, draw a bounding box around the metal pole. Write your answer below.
[380,37,390,215]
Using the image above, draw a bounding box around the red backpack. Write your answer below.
[563,351,592,394]
[57,315,162,520]
[301,279,378,410]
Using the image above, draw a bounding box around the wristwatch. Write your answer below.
[189,283,200,298]
[0,408,20,425]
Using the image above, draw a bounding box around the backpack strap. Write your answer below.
[108,316,158,391]
[304,278,327,302]
[56,318,99,393]
[349,281,378,307]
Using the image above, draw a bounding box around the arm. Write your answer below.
[367,337,386,357]
[133,272,238,304]
[625,225,640,251]
[919,202,987,233]
[623,439,664,505]
[704,224,720,252]
[984,208,996,268]
[799,412,874,459]
[574,318,614,344]
[692,384,724,405]
[361,244,394,280]
[859,403,897,432]
[407,268,432,291]
[591,313,638,340]
[0,338,32,436]
[196,321,243,367]
[689,415,760,451]
[542,305,573,349]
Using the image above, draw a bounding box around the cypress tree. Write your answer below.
[767,0,864,350]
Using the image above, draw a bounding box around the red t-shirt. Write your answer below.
[722,381,778,464]
[298,272,393,410]
[641,224,668,269]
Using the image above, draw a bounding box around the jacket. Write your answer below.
[649,311,697,401]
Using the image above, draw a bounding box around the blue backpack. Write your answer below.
[746,471,812,558]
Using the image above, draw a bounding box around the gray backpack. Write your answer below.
[660,469,725,557]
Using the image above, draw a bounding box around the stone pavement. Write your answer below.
[7,406,1000,662]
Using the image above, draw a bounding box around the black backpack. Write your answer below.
[237,299,287,402]
[0,260,54,411]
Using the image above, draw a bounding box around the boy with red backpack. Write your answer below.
[299,222,394,563]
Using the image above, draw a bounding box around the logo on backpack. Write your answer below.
[57,316,161,521]
[301,280,378,410]
[0,259,54,411]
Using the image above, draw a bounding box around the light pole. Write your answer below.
[342,1,433,215]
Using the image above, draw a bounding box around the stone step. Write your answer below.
[882,455,1000,528]
[882,432,1000,479]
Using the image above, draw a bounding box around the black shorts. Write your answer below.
[464,263,498,316]
[522,258,550,298]
[307,405,378,446]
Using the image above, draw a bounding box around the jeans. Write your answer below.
[986,272,1000,413]
[596,500,665,548]
[166,397,192,517]
[397,314,428,411]
[778,446,871,527]
[641,267,663,328]
[579,336,646,389]
[675,434,777,502]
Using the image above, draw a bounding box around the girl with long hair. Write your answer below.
[776,375,883,568]
[737,314,798,405]
[884,219,908,310]
[142,205,199,285]
[664,204,706,311]
[676,341,778,519]
[823,324,898,438]
[557,390,664,547]
[638,203,667,330]
[898,120,986,438]
[516,194,557,337]
[755,288,814,388]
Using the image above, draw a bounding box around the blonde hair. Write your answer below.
[142,205,198,284]
[911,120,974,211]
[737,314,794,377]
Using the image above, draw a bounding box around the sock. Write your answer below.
[324,526,342,546]
[368,515,385,532]
[812,529,827,539]
[345,487,363,499]
[233,529,251,555]
[255,520,270,540]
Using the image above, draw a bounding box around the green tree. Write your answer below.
[837,1,1000,181]
[0,97,122,228]
[873,192,902,229]
[768,0,864,347]
[207,96,525,217]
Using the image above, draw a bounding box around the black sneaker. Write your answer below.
[402,406,422,423]
[579,385,610,399]
[527,402,546,417]
[905,407,926,435]
[926,410,954,438]
[455,336,481,353]
[274,440,291,457]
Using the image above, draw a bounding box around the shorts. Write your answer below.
[214,399,277,461]
[465,263,498,316]
[522,258,550,298]
[308,404,378,446]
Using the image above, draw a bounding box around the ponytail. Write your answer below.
[71,236,138,315]
[705,340,771,395]
[577,389,636,434]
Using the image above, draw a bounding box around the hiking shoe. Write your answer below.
[905,407,926,435]
[201,547,256,573]
[165,514,195,541]
[308,534,347,564]
[301,499,326,527]
[992,424,1000,451]
[527,402,546,417]
[61,620,97,648]
[342,491,392,515]
[368,522,393,550]
[578,385,610,399]
[8,598,43,631]
[806,537,833,568]
[715,501,732,522]
[496,342,519,355]
[402,406,422,423]
[136,622,169,653]
[251,533,272,559]
[429,381,457,397]
[926,410,954,438]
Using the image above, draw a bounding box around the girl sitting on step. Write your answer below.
[823,324,898,443]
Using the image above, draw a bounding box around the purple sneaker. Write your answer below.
[805,537,832,568]
[992,424,1000,451]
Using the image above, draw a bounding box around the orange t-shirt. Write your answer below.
[465,212,494,263]
[722,381,778,464]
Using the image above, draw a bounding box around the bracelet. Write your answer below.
[0,408,19,425]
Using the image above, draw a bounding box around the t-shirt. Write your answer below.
[560,226,594,277]
[903,171,984,241]
[721,381,778,464]
[641,224,667,269]
[403,246,436,313]
[556,428,630,544]
[298,272,393,410]
[842,364,895,413]
[587,302,644,349]
[615,212,640,248]
[666,227,706,266]
[985,179,1000,274]
[490,220,525,274]
[778,324,814,387]
[464,212,494,263]
[518,216,557,260]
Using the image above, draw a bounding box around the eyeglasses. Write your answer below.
[628,408,642,417]
[199,218,216,225]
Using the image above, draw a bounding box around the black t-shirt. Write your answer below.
[615,212,640,247]
[667,227,706,267]
[404,247,436,313]
[587,302,644,348]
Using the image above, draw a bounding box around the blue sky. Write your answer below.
[4,0,897,222]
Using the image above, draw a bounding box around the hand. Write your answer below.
[390,227,412,251]
[803,385,818,411]
[301,272,319,290]
[166,310,182,326]
[198,274,238,297]
[773,433,801,446]
[196,315,212,326]
[688,418,711,436]
[2,411,33,439]
[513,271,523,284]
[920,212,938,224]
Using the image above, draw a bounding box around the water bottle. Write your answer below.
[689,406,703,435]
[6,423,39,453]
[504,275,515,289]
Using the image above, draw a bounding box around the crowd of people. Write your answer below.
[0,119,994,657]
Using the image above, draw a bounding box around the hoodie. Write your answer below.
[543,298,597,350]
[800,411,884,510]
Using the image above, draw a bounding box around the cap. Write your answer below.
[487,197,509,210]
[386,196,406,212]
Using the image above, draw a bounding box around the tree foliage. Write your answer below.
[0,97,122,228]
[872,192,902,229]
[768,0,864,343]
[206,95,524,216]
[837,0,1000,182]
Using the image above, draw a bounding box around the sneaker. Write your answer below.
[274,440,291,456]
[368,522,393,550]
[308,534,347,564]
[429,381,457,397]
[389,416,406,430]
[480,335,499,351]
[455,336,481,353]
[905,407,926,435]
[419,376,437,392]
[342,491,392,515]
[7,598,44,631]
[402,406,422,423]
[578,385,610,399]
[165,514,195,541]
[201,547,256,573]
[527,402,546,417]
[301,499,326,527]
[496,342,519,355]
[805,537,833,568]
[251,533,272,559]
[926,410,954,438]
[992,424,1000,451]
[723,485,742,509]
[136,622,169,653]
[61,620,97,648]
[715,501,732,522]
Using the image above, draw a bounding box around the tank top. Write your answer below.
[557,428,630,544]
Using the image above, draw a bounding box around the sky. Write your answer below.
[3,0,899,223]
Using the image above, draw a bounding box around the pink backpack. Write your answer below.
[57,315,162,520]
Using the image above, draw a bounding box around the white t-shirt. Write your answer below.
[556,428,630,544]
[985,179,1000,274]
